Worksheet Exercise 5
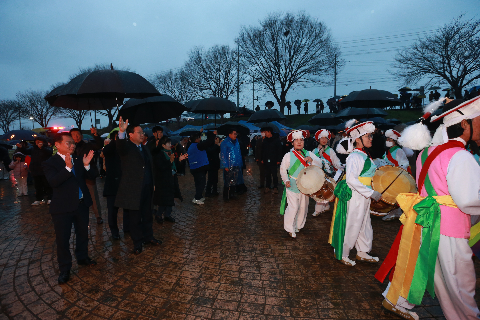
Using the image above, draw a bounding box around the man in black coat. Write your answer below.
[102,131,129,240]
[205,135,221,197]
[115,117,161,254]
[260,127,282,193]
[70,127,104,224]
[43,133,98,284]
[17,137,53,205]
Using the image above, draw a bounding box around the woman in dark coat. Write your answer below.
[152,137,187,223]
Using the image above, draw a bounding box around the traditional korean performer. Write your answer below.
[328,120,383,266]
[311,129,344,216]
[279,130,323,238]
[376,97,480,320]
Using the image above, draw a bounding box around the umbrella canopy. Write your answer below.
[117,95,186,124]
[398,87,412,91]
[296,125,317,133]
[335,107,388,120]
[217,121,251,136]
[203,123,217,130]
[308,112,338,125]
[313,99,322,103]
[237,120,261,132]
[251,122,280,133]
[248,109,286,123]
[190,97,237,114]
[184,99,202,111]
[0,130,38,141]
[429,86,442,90]
[45,69,160,110]
[171,125,203,136]
[339,89,402,108]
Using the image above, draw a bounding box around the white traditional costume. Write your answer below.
[328,121,382,266]
[376,96,480,320]
[280,130,322,238]
[311,129,344,216]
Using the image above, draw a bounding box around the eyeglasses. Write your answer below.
[134,131,145,135]
[364,134,374,139]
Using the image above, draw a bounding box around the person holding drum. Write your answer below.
[312,129,344,216]
[329,120,383,267]
[380,129,411,221]
[279,130,323,238]
[376,97,480,320]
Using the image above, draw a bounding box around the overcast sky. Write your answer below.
[1,0,479,131]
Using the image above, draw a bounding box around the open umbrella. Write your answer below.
[0,130,38,141]
[308,112,338,125]
[217,121,251,136]
[184,99,202,111]
[117,95,186,124]
[45,69,160,110]
[302,99,310,102]
[171,125,203,136]
[190,97,237,126]
[398,87,412,91]
[248,109,286,123]
[429,86,442,90]
[334,107,388,120]
[203,123,217,130]
[339,89,402,108]
[251,122,281,133]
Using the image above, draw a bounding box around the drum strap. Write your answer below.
[322,152,337,171]
[386,148,399,167]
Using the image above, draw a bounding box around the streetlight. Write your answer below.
[29,116,34,129]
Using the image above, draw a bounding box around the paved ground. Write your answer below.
[0,156,479,319]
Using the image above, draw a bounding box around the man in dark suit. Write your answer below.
[43,133,98,284]
[115,117,161,254]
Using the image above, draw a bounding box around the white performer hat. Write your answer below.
[431,96,480,127]
[336,137,354,154]
[287,129,308,142]
[314,129,332,141]
[385,129,401,141]
[346,120,375,140]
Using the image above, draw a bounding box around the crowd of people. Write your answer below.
[2,95,480,319]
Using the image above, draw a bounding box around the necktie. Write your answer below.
[71,162,83,199]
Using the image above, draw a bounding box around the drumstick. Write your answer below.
[381,170,404,195]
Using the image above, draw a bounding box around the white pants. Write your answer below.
[343,189,373,257]
[15,176,28,195]
[383,282,415,310]
[315,200,330,213]
[434,235,479,320]
[284,188,308,233]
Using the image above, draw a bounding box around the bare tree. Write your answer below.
[184,45,243,99]
[62,109,89,130]
[150,68,199,103]
[17,90,63,128]
[0,100,21,133]
[393,16,480,99]
[237,12,342,114]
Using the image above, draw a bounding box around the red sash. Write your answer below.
[322,152,337,171]
[374,140,465,284]
[293,149,309,167]
[386,150,399,167]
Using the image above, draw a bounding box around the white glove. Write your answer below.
[371,191,382,201]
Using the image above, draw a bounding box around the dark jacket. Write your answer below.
[254,137,263,161]
[261,136,282,164]
[115,137,154,210]
[0,146,11,171]
[206,144,220,170]
[43,154,98,215]
[20,145,53,176]
[152,147,181,206]
[74,135,103,157]
[102,142,122,196]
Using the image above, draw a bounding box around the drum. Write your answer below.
[370,165,417,214]
[296,165,337,202]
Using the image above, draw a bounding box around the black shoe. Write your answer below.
[77,257,97,266]
[155,216,164,224]
[144,238,162,246]
[58,271,70,284]
[112,234,120,240]
[133,247,143,255]
[164,216,175,223]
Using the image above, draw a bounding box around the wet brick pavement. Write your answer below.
[0,156,479,319]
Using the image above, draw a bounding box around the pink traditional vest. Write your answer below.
[416,146,471,239]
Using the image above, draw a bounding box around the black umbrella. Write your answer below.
[248,109,286,123]
[0,130,39,141]
[184,99,202,111]
[335,107,388,120]
[398,87,412,91]
[45,69,160,110]
[217,121,251,136]
[117,95,186,125]
[190,97,238,126]
[250,122,281,133]
[339,89,402,108]
[308,112,339,125]
[203,123,218,130]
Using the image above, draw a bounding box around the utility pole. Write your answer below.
[236,44,240,108]
[252,76,258,109]
[334,54,337,98]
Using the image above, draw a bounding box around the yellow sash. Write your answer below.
[386,193,456,305]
